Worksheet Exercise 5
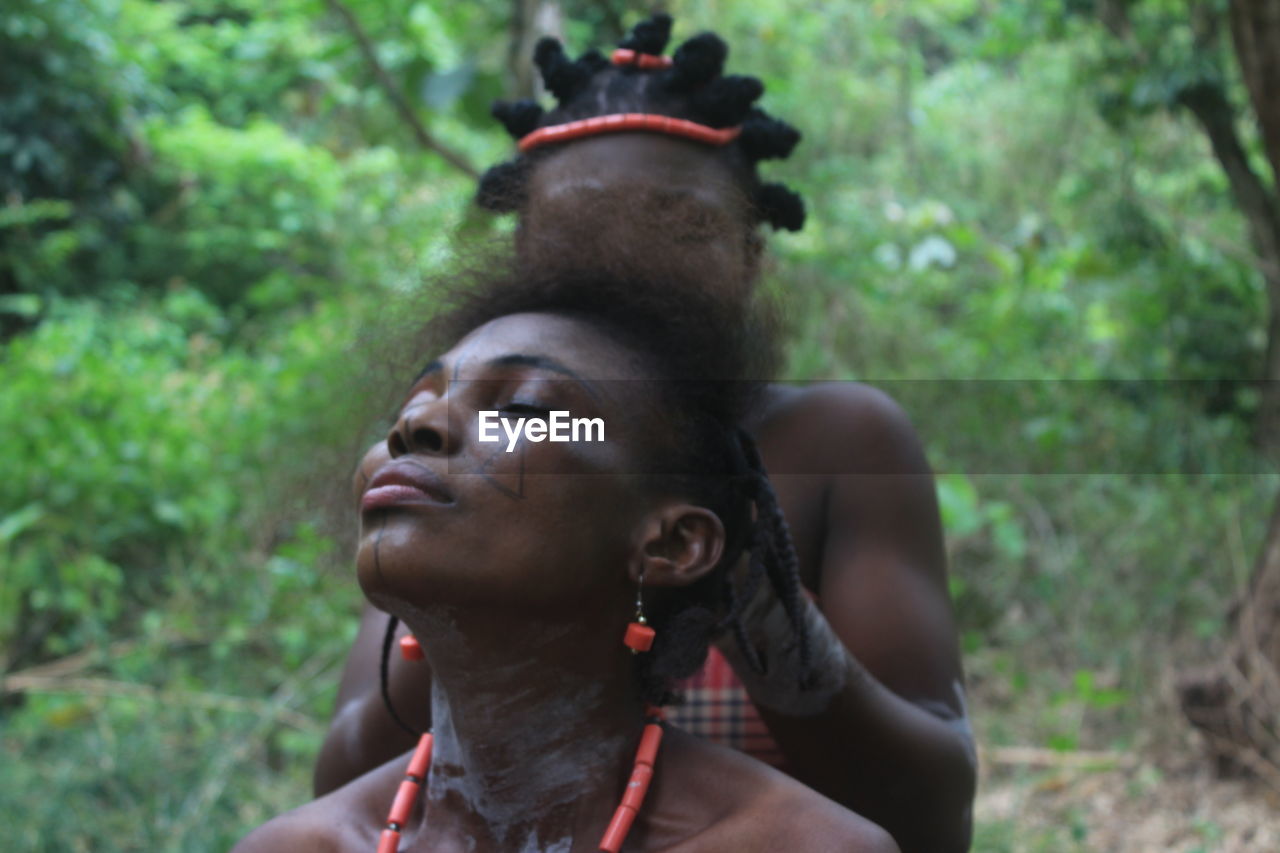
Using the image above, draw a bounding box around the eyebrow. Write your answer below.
[413,359,444,382]
[486,353,600,398]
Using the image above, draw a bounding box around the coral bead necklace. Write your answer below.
[382,596,663,853]
[375,713,666,853]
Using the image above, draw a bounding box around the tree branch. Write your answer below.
[1229,0,1280,181]
[1176,81,1280,283]
[324,0,479,179]
[1097,0,1135,41]
[980,745,1134,770]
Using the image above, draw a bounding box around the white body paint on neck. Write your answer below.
[413,610,635,852]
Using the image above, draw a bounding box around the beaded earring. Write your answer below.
[399,634,424,661]
[623,573,656,653]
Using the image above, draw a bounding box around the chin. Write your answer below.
[353,534,427,608]
[354,542,491,620]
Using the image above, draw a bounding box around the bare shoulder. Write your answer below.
[653,728,898,853]
[233,749,405,853]
[232,805,342,853]
[719,786,900,853]
[756,382,931,477]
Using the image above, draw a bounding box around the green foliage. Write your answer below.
[0,0,485,315]
[701,0,1270,762]
[0,287,364,661]
[1,0,1275,848]
[0,0,146,201]
[140,107,347,306]
[0,286,379,849]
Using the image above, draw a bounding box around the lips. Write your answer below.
[362,461,455,512]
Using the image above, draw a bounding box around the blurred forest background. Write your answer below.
[3,0,1279,850]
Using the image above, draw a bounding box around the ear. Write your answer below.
[629,503,726,587]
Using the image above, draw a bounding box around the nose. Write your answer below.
[387,391,455,458]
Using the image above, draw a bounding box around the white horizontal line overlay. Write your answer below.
[477,411,605,452]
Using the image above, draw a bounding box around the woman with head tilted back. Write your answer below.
[317,16,975,853]
[235,265,897,853]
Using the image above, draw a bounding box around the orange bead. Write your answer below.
[399,634,424,661]
[599,804,638,853]
[406,733,434,779]
[517,113,742,154]
[620,763,653,811]
[637,53,673,70]
[388,779,420,826]
[623,622,655,652]
[377,828,401,853]
[634,723,663,767]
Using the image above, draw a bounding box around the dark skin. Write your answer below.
[315,136,976,853]
[239,314,897,852]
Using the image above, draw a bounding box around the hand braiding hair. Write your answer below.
[720,428,813,689]
[713,428,852,715]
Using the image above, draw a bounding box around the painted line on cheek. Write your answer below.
[476,439,527,501]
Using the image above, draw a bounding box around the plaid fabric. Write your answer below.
[666,645,787,768]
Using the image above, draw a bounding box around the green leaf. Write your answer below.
[0,504,44,544]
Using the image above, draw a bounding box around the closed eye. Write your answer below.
[499,402,548,417]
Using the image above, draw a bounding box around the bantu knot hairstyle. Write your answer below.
[664,32,727,93]
[477,13,806,232]
[532,38,604,103]
[617,11,672,55]
[491,99,543,139]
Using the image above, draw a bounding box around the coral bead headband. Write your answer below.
[516,49,743,154]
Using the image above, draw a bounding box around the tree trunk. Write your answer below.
[507,0,562,99]
[1179,495,1280,783]
[1229,0,1280,452]
[1229,0,1280,179]
[1178,0,1280,782]
[1176,80,1280,451]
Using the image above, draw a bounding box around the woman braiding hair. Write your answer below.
[238,259,898,853]
[316,15,975,853]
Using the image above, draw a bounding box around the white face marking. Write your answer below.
[424,641,628,850]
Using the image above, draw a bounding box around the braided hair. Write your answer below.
[478,13,806,233]
[636,424,814,704]
[374,260,813,726]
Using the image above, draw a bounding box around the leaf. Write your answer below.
[937,474,983,539]
[0,504,44,544]
[0,294,42,318]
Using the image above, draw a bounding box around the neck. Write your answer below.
[403,603,645,853]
